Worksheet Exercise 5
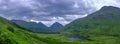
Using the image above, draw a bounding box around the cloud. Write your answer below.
[0,0,119,26]
[85,0,120,10]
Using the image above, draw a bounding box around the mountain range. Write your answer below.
[0,6,120,44]
[11,20,64,33]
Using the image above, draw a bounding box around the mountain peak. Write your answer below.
[102,6,118,8]
[50,22,64,30]
[100,6,120,11]
[38,22,47,27]
[51,22,63,26]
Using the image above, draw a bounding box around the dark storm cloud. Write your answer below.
[33,0,90,16]
[0,0,119,26]
[0,0,91,21]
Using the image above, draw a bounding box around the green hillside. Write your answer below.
[0,17,52,44]
[0,16,81,44]
[62,6,120,43]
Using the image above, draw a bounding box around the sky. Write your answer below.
[0,0,120,26]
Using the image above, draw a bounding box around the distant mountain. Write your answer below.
[62,6,120,42]
[11,20,49,33]
[49,22,64,32]
[11,20,64,33]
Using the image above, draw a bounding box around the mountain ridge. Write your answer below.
[62,6,120,38]
[11,20,64,33]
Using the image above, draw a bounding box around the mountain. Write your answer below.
[62,6,120,43]
[11,20,64,33]
[11,20,49,33]
[49,22,64,32]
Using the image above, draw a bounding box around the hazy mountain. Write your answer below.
[11,20,50,33]
[62,6,120,43]
[11,20,64,33]
[49,22,64,32]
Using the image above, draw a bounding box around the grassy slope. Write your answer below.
[0,17,81,44]
[0,17,51,44]
[61,6,120,43]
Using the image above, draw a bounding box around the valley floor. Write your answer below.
[32,33,120,44]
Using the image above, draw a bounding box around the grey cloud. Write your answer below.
[1,0,118,25]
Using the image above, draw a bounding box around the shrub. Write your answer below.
[7,26,14,32]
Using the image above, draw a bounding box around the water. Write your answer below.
[68,36,83,41]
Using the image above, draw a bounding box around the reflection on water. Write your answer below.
[68,36,83,40]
